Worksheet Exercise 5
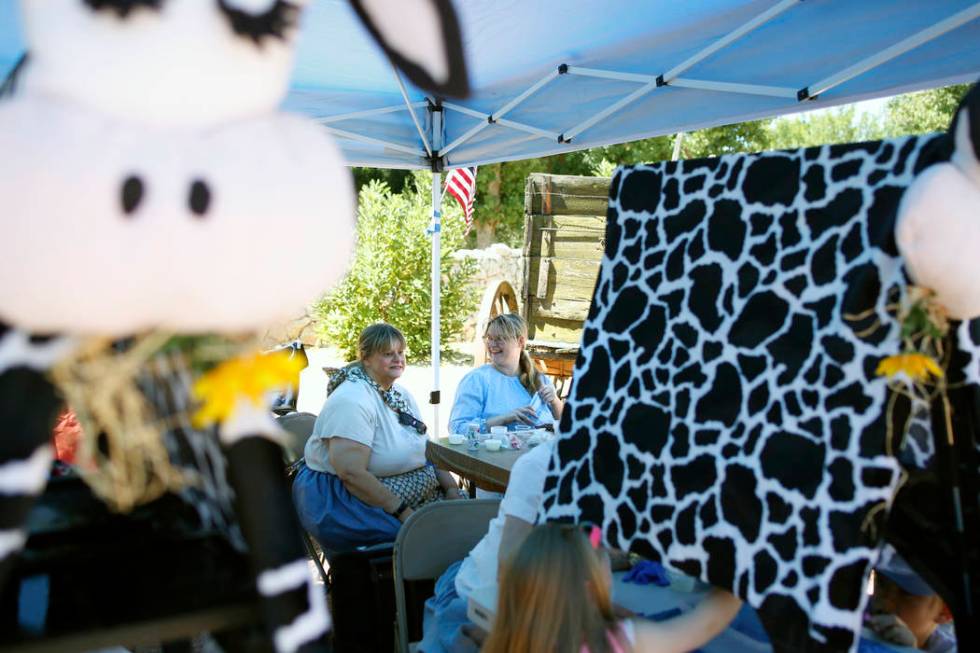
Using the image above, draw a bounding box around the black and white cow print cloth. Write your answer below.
[542,135,961,652]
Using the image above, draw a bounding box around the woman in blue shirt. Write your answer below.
[449,313,564,434]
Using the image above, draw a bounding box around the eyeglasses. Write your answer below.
[397,410,428,435]
[483,336,512,346]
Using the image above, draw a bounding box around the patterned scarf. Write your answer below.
[328,362,422,432]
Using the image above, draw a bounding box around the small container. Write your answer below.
[484,438,502,452]
[490,425,507,436]
[466,421,482,450]
[448,433,465,445]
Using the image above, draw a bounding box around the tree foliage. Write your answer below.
[312,171,477,361]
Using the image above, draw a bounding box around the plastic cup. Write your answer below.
[490,425,507,436]
[484,438,502,452]
[448,434,465,445]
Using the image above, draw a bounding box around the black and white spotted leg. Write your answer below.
[220,403,330,653]
[0,324,75,589]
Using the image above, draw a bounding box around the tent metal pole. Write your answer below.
[443,101,560,141]
[323,126,427,157]
[671,132,684,161]
[440,68,560,157]
[803,2,980,99]
[661,0,801,83]
[318,101,427,124]
[430,171,442,439]
[563,80,658,142]
[391,67,432,157]
[671,77,797,98]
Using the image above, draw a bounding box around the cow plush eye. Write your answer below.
[121,175,145,216]
[82,0,164,19]
[216,0,300,46]
[188,179,212,217]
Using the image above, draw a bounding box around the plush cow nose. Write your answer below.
[188,179,211,217]
[120,174,144,216]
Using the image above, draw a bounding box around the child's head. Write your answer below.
[871,550,951,649]
[482,522,621,653]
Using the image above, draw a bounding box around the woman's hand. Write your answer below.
[398,506,415,523]
[537,384,557,404]
[509,405,538,425]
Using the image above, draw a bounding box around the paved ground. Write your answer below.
[296,346,477,438]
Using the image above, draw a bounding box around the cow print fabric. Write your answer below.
[542,135,958,652]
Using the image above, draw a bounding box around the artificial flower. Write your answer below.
[192,350,304,427]
[876,352,944,383]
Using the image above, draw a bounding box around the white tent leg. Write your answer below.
[430,171,442,439]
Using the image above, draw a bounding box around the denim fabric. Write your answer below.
[419,560,478,653]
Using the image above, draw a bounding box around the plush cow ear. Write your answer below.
[349,0,469,98]
[949,82,980,173]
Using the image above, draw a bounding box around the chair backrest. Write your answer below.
[393,498,500,652]
[275,411,317,463]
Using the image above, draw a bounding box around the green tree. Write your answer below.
[312,171,477,361]
[765,106,884,150]
[879,84,970,136]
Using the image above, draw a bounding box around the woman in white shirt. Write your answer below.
[292,323,461,552]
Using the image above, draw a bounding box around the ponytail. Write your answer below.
[518,350,540,395]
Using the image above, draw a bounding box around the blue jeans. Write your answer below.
[419,560,478,653]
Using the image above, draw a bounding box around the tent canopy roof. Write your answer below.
[2,0,979,170]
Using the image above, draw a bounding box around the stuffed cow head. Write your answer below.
[0,0,468,335]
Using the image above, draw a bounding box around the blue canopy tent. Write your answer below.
[2,0,979,434]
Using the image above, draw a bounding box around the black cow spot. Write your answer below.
[612,262,629,288]
[662,289,685,319]
[828,559,869,611]
[826,381,873,414]
[737,262,760,298]
[605,213,622,257]
[761,269,777,285]
[799,416,824,440]
[747,383,769,414]
[779,212,802,248]
[662,177,680,211]
[604,286,649,334]
[721,464,763,542]
[188,179,211,216]
[831,158,863,182]
[829,415,851,451]
[736,353,766,380]
[694,363,742,427]
[765,401,782,424]
[866,185,906,256]
[768,526,798,561]
[841,221,864,262]
[688,264,723,331]
[655,367,671,385]
[643,220,661,250]
[708,184,724,198]
[700,497,718,528]
[861,466,894,488]
[683,158,720,174]
[623,218,641,240]
[806,587,821,605]
[868,169,888,186]
[558,426,592,463]
[766,313,814,384]
[623,241,643,266]
[85,0,162,19]
[623,403,671,456]
[894,138,916,176]
[683,174,706,194]
[656,528,673,551]
[748,233,777,266]
[673,347,690,367]
[675,388,691,418]
[875,142,894,164]
[671,423,690,458]
[671,454,717,499]
[0,323,9,339]
[829,508,869,553]
[730,291,789,348]
[626,454,645,480]
[706,199,746,261]
[810,234,839,285]
[803,359,822,385]
[779,248,807,273]
[802,163,826,202]
[722,285,735,315]
[675,502,698,545]
[609,398,625,424]
[673,322,699,348]
[609,169,623,201]
[784,392,802,417]
[782,570,799,588]
[738,572,749,599]
[641,369,656,390]
[760,431,826,498]
[620,169,663,213]
[628,483,650,513]
[664,200,707,242]
[687,230,706,261]
[702,341,722,363]
[614,363,631,392]
[558,471,575,504]
[694,428,720,446]
[651,464,668,498]
[579,493,606,526]
[754,550,778,593]
[802,555,830,577]
[749,212,772,236]
[766,492,792,524]
[617,502,637,540]
[743,156,800,206]
[608,337,630,360]
[801,389,819,409]
[804,295,837,329]
[704,536,737,589]
[758,595,809,648]
[800,507,821,546]
[576,462,591,488]
[805,188,864,240]
[671,558,701,580]
[744,424,763,455]
[822,335,855,364]
[666,240,686,281]
[784,274,807,297]
[828,457,855,502]
[726,158,745,191]
[575,346,610,401]
[120,175,145,216]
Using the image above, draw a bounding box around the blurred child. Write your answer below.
[481,522,742,653]
[868,547,956,652]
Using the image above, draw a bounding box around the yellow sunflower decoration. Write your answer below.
[192,350,305,428]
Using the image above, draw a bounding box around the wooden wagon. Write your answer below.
[473,173,612,397]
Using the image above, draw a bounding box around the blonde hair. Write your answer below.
[357,322,406,362]
[481,523,624,653]
[485,313,540,394]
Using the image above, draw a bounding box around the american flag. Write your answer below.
[444,167,477,232]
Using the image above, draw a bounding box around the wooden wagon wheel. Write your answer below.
[472,278,519,366]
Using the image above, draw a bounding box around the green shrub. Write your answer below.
[312,171,478,362]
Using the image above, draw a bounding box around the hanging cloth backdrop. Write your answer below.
[540,133,965,652]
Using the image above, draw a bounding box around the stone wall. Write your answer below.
[451,243,523,340]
